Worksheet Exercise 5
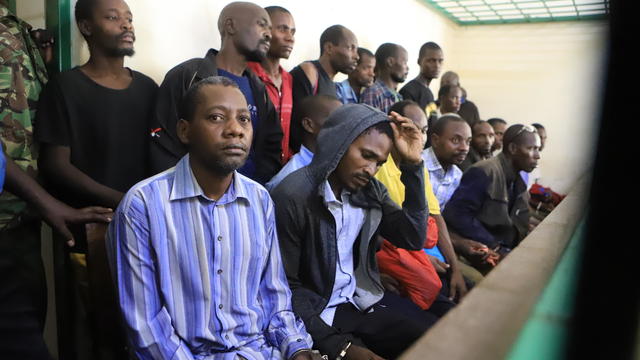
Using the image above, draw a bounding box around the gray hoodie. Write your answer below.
[271,103,428,358]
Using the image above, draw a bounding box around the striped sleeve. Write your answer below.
[107,191,196,360]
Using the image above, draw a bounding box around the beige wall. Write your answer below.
[66,0,605,192]
[449,21,607,192]
[16,0,45,28]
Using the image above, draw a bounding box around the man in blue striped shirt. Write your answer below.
[107,76,317,360]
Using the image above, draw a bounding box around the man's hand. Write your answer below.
[38,198,112,247]
[345,344,385,360]
[428,255,449,274]
[448,268,468,301]
[455,238,490,264]
[379,273,402,295]
[388,111,423,165]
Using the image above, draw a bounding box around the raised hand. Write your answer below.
[388,111,423,166]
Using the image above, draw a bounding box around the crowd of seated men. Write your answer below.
[0,0,560,359]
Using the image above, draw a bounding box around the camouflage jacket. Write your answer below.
[0,6,48,229]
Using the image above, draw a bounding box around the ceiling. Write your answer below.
[422,0,609,25]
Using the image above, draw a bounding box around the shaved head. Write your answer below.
[218,2,268,37]
[217,2,272,61]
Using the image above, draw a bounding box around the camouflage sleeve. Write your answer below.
[0,17,47,228]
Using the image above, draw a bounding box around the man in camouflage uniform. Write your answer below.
[0,3,51,358]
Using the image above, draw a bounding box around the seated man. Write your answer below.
[443,124,541,255]
[266,95,342,191]
[459,120,495,172]
[107,77,317,360]
[375,100,466,306]
[488,118,507,155]
[435,84,462,117]
[335,47,375,104]
[272,103,432,360]
[424,114,496,276]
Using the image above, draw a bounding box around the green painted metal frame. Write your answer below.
[421,0,608,25]
[506,218,586,359]
[45,0,72,72]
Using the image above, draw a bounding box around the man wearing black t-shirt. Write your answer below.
[149,2,282,184]
[400,42,443,148]
[34,0,157,358]
[399,42,443,112]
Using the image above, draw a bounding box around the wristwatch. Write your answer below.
[336,341,352,360]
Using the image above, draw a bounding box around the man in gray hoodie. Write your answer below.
[271,104,431,360]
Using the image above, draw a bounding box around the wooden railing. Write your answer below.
[400,174,591,360]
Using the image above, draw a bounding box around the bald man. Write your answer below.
[150,1,282,184]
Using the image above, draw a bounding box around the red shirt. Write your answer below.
[247,62,293,163]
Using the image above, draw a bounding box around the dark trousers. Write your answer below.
[332,292,435,359]
[0,221,52,360]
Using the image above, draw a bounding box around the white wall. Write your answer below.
[66,0,606,193]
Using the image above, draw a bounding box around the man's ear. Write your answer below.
[431,133,440,147]
[507,142,517,156]
[386,57,395,70]
[301,117,315,134]
[223,18,236,36]
[177,119,190,146]
[78,19,92,37]
[324,42,333,56]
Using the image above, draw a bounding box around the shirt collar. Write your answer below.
[298,145,314,165]
[247,62,282,87]
[320,179,353,206]
[170,154,250,205]
[498,152,517,184]
[375,80,401,101]
[424,147,443,173]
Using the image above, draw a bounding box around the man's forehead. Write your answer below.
[446,121,471,136]
[424,48,443,59]
[474,123,493,134]
[198,85,248,109]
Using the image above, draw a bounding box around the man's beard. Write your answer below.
[207,153,249,176]
[107,47,135,57]
[243,43,268,62]
[391,72,406,84]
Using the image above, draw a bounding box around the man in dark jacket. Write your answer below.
[271,104,431,360]
[443,124,541,255]
[149,2,282,184]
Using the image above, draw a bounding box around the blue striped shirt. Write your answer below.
[107,155,312,360]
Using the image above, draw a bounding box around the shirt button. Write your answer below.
[297,338,302,342]
[217,236,222,241]
[219,304,223,309]
[225,335,230,340]
[217,269,223,274]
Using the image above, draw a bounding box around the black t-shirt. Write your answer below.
[289,60,337,151]
[399,79,437,148]
[35,67,158,207]
[399,79,434,110]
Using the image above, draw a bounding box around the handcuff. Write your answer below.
[336,341,352,360]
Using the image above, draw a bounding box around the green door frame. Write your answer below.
[45,0,72,72]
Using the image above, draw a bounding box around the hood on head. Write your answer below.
[308,103,390,184]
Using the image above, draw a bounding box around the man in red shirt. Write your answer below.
[247,6,295,162]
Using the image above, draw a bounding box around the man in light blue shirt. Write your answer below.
[107,77,318,360]
[423,114,471,209]
[266,95,341,191]
[334,48,375,104]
